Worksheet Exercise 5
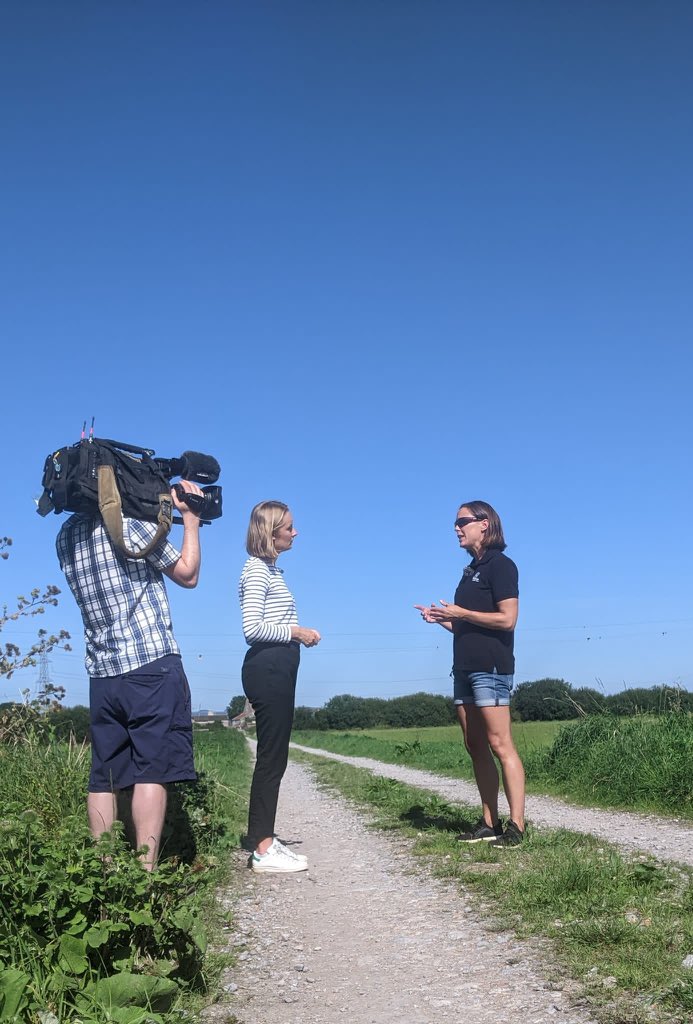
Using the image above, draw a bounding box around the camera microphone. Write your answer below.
[162,452,221,484]
[180,451,220,484]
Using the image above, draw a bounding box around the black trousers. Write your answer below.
[242,641,300,847]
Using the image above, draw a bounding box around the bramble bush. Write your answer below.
[0,536,248,1021]
[0,710,237,1022]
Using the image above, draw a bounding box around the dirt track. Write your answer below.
[290,742,693,868]
[211,754,581,1023]
[207,744,691,1024]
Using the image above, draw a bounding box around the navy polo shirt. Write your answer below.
[452,548,519,674]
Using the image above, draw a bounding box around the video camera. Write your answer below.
[154,452,223,525]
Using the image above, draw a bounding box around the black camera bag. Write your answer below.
[37,438,174,560]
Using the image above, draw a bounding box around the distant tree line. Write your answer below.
[509,678,693,721]
[0,700,91,743]
[293,691,456,730]
[265,680,692,730]
[5,681,688,745]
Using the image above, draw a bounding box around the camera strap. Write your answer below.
[97,465,173,560]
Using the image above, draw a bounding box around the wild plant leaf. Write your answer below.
[45,969,79,996]
[189,921,207,955]
[78,972,178,1011]
[84,923,113,948]
[61,911,88,934]
[57,933,88,975]
[0,967,31,1019]
[109,1008,164,1024]
[21,902,43,917]
[72,884,94,903]
[170,910,194,933]
[127,909,156,927]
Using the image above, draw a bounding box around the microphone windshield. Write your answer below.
[181,451,221,484]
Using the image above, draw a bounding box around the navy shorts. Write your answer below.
[89,654,197,792]
[453,670,514,708]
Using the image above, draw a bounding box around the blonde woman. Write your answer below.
[239,501,321,873]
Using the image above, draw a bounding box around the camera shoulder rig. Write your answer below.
[37,437,221,560]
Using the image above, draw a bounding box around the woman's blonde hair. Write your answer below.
[246,501,290,561]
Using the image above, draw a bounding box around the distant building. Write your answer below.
[192,709,229,728]
[230,698,255,730]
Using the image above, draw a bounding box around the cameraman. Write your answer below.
[57,481,203,870]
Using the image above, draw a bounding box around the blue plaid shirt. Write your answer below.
[57,515,181,677]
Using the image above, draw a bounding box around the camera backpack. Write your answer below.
[37,438,176,560]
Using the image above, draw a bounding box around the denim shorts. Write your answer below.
[453,670,514,708]
[89,654,197,791]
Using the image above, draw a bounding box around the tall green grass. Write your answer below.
[524,712,693,817]
[192,725,252,848]
[0,732,89,832]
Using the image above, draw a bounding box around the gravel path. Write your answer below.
[212,742,691,1024]
[291,742,693,868]
[218,751,597,1024]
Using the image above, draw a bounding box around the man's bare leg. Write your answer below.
[131,783,168,871]
[87,791,117,839]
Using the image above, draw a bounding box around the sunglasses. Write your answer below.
[454,516,486,529]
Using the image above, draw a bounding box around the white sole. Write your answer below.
[251,862,309,874]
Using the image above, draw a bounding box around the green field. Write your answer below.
[292,720,565,783]
[293,713,693,818]
[359,720,563,750]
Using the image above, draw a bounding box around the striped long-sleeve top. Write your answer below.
[239,556,298,645]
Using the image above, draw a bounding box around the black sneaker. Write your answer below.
[456,817,504,843]
[489,819,524,848]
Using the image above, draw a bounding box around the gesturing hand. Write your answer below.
[427,599,465,623]
[414,604,437,623]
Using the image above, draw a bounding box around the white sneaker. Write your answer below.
[273,838,308,863]
[252,839,308,874]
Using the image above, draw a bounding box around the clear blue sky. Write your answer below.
[2,2,691,712]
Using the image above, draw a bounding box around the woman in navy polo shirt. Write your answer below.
[416,500,525,847]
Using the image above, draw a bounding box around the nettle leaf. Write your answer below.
[57,933,88,975]
[22,902,44,918]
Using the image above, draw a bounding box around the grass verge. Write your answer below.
[292,712,693,819]
[291,747,693,1024]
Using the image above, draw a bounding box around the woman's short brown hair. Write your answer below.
[246,501,289,561]
[459,499,507,552]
